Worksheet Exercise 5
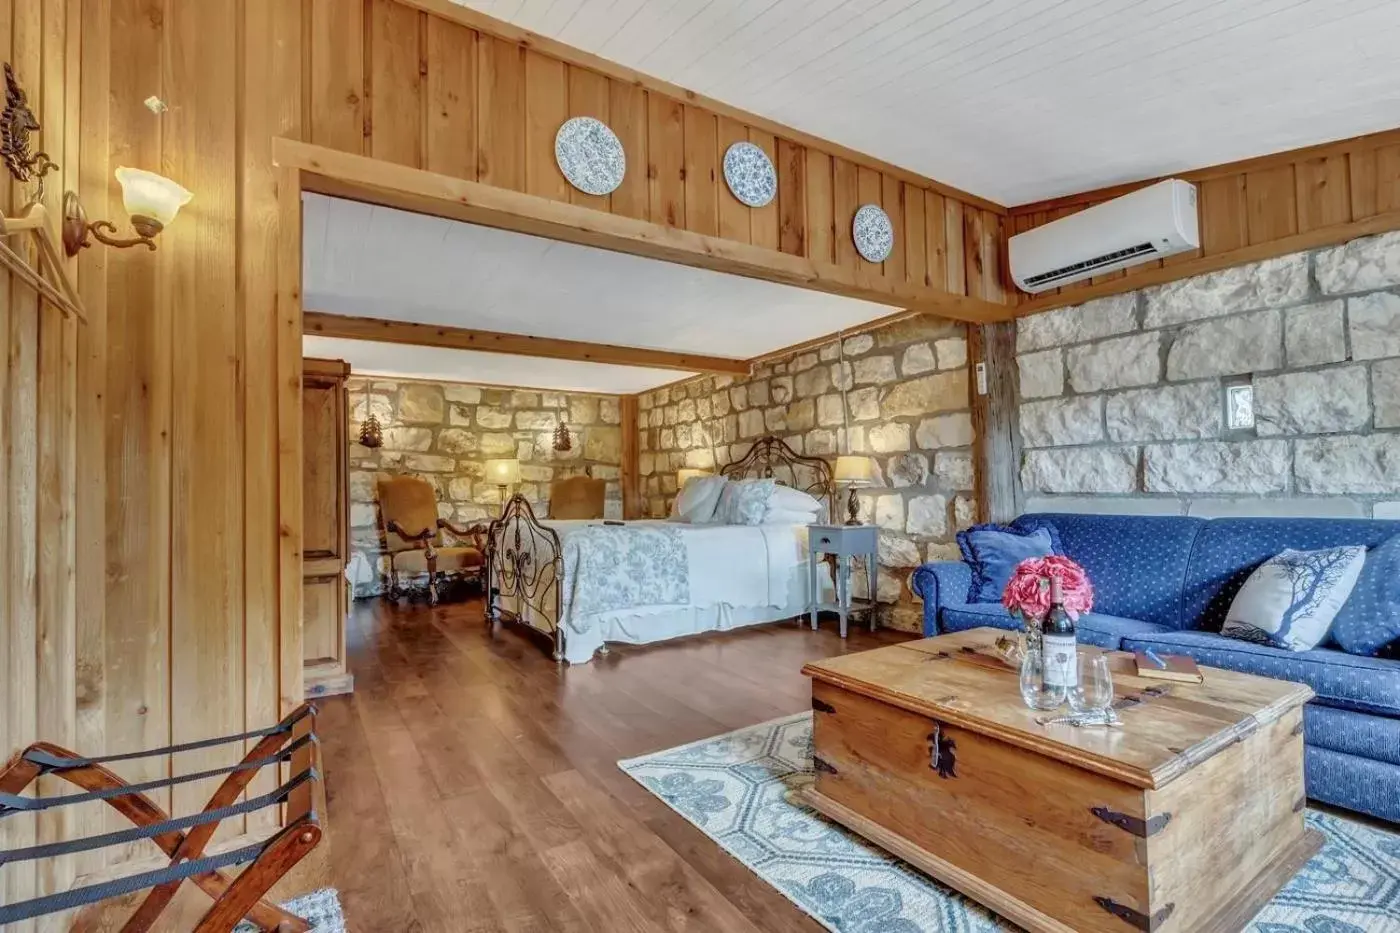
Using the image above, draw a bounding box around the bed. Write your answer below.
[484,436,837,664]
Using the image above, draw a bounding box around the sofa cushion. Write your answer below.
[1304,705,1400,768]
[956,523,1059,604]
[1330,534,1400,658]
[1221,546,1366,651]
[1121,630,1400,718]
[940,602,1170,650]
[1181,517,1400,634]
[1013,513,1206,630]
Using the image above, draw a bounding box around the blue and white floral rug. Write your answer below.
[233,888,346,932]
[619,714,1400,933]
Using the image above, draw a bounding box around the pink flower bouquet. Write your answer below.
[1002,555,1095,625]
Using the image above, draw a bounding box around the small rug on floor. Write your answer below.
[619,714,1400,933]
[233,888,346,933]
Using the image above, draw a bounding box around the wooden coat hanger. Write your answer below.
[0,199,88,323]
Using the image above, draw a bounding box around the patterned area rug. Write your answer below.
[619,714,1400,933]
[233,888,346,933]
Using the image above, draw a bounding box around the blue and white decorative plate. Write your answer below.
[723,141,777,208]
[555,117,625,196]
[853,204,894,263]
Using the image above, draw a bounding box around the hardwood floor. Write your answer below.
[320,596,913,932]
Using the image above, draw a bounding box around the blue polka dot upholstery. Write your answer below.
[1329,533,1400,658]
[940,601,1170,650]
[1305,746,1400,824]
[1012,513,1206,629]
[1181,517,1398,634]
[1305,705,1400,767]
[1121,630,1400,718]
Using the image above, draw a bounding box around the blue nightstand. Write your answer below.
[807,523,879,638]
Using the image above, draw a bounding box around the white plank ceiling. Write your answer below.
[455,0,1400,205]
[302,194,899,392]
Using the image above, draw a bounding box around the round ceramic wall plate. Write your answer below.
[554,117,626,196]
[722,141,777,208]
[853,204,894,263]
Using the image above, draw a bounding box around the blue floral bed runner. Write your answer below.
[560,523,689,625]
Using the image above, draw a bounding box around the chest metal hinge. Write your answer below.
[1094,897,1175,931]
[812,697,836,714]
[812,756,838,775]
[1090,807,1171,838]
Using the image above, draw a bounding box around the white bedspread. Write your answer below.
[528,520,819,662]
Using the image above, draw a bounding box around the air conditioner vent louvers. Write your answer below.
[1023,242,1160,289]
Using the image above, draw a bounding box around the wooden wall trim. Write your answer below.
[394,0,1005,215]
[303,309,752,375]
[1005,126,1400,316]
[276,138,1015,323]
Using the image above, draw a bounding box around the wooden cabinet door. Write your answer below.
[302,358,351,696]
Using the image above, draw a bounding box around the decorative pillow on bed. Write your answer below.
[763,485,824,523]
[670,475,727,524]
[1330,535,1400,657]
[714,478,777,526]
[956,523,1061,604]
[1222,546,1366,652]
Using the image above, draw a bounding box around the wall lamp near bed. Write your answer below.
[62,166,192,256]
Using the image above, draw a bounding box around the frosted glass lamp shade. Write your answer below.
[115,167,192,228]
[677,468,712,487]
[485,459,521,485]
[834,455,874,485]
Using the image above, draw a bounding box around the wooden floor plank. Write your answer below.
[319,597,911,931]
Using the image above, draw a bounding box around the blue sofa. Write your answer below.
[911,513,1400,824]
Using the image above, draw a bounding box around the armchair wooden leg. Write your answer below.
[427,553,439,606]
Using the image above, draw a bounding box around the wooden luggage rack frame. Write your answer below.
[0,703,323,932]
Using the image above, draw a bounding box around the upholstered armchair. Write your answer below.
[548,475,606,520]
[376,474,487,605]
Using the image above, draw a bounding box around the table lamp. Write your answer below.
[676,468,711,488]
[485,458,521,502]
[833,456,873,525]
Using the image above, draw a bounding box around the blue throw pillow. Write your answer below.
[1331,535,1400,658]
[956,523,1060,604]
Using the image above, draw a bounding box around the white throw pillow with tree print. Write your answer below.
[1222,546,1366,652]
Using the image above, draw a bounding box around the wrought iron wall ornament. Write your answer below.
[1,64,56,189]
[553,422,572,452]
[356,383,383,448]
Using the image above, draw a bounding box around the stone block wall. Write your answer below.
[1015,230,1400,519]
[638,315,977,632]
[347,377,623,594]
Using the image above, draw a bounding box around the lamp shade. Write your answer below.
[485,458,521,485]
[115,167,192,227]
[676,468,712,488]
[834,455,874,484]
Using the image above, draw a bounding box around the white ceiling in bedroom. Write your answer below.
[302,193,900,364]
[302,335,689,394]
[453,0,1400,205]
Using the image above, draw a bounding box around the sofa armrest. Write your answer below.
[910,561,973,636]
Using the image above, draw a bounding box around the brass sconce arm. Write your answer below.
[83,217,160,252]
[62,191,162,256]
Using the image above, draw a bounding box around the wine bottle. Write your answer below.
[1041,575,1078,692]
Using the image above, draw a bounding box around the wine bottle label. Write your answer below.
[1043,633,1078,689]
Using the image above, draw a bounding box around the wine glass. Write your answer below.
[1068,650,1115,718]
[1019,644,1067,711]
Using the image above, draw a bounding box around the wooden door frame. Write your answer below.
[271,139,1017,707]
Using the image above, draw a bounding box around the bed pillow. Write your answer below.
[956,523,1060,604]
[765,484,823,519]
[670,475,727,524]
[1222,546,1366,652]
[714,478,777,526]
[764,507,822,526]
[1329,535,1400,658]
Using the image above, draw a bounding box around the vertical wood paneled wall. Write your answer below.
[1008,129,1400,312]
[306,0,1008,307]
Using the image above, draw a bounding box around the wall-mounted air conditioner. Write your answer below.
[1008,179,1200,294]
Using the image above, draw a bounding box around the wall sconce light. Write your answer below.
[62,167,192,256]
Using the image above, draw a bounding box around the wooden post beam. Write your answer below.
[303,310,751,376]
[273,138,1016,325]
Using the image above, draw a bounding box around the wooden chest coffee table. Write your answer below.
[801,627,1320,933]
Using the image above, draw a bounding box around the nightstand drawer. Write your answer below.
[807,524,878,555]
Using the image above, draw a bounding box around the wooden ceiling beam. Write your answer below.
[302,310,752,376]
